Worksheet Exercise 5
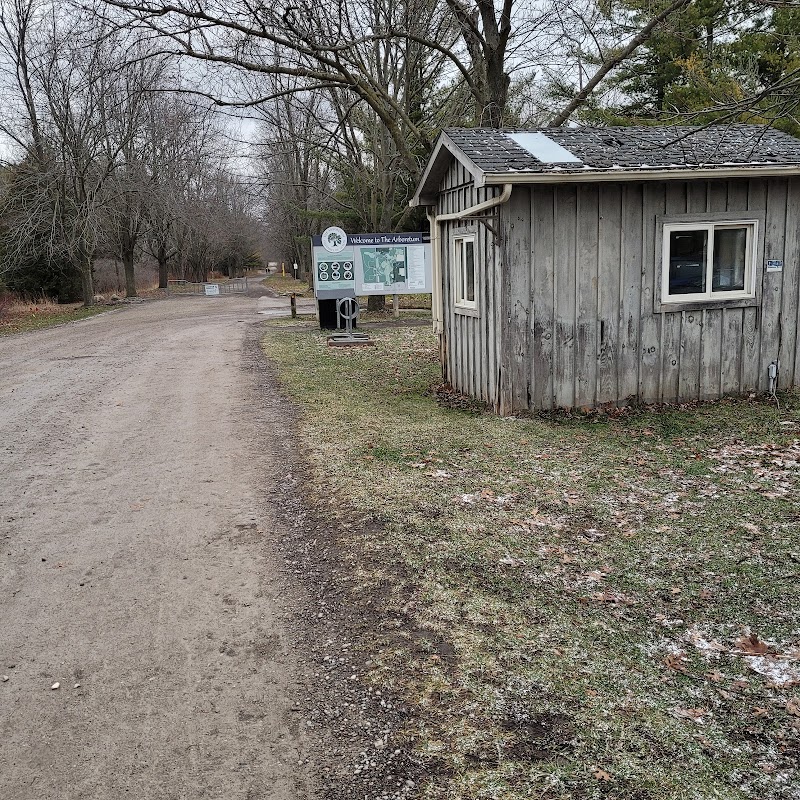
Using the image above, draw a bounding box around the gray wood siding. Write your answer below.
[489,177,800,412]
[436,159,502,406]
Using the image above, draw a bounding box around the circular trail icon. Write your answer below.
[321,226,348,254]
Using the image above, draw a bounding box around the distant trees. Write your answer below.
[95,0,741,264]
[3,0,800,304]
[0,0,265,303]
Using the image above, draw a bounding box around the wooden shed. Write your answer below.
[411,126,800,413]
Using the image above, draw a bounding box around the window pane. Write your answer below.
[465,240,475,302]
[669,229,707,295]
[713,227,747,292]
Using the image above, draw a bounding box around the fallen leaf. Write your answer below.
[672,707,709,722]
[664,653,688,673]
[587,590,636,606]
[734,633,771,655]
[592,768,612,781]
[787,698,800,717]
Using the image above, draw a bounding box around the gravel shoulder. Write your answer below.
[0,297,317,800]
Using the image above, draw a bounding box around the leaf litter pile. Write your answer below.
[262,322,800,800]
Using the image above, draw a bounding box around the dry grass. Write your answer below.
[262,273,313,296]
[0,297,109,335]
[263,321,800,800]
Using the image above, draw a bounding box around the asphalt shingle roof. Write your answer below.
[445,125,800,173]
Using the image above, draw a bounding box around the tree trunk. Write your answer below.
[483,52,510,128]
[157,243,169,288]
[123,250,137,298]
[80,260,94,306]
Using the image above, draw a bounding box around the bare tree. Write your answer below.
[0,3,166,303]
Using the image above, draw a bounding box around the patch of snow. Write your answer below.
[745,656,800,687]
[684,624,726,659]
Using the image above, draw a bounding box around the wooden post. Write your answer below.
[290,293,297,318]
[282,262,285,276]
[393,293,400,318]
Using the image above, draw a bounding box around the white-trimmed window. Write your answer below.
[662,220,758,304]
[453,234,476,309]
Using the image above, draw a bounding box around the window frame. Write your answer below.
[654,210,765,314]
[453,232,478,315]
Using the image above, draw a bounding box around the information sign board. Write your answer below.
[204,283,220,296]
[311,231,431,299]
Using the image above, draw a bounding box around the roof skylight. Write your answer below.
[506,132,582,164]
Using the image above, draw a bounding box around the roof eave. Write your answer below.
[482,164,800,185]
[410,133,486,207]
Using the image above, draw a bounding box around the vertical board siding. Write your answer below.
[661,183,687,403]
[639,183,666,402]
[504,188,532,409]
[619,184,644,403]
[575,186,600,407]
[699,182,728,400]
[760,179,787,391]
[439,172,799,412]
[790,182,800,387]
[553,186,578,409]
[781,180,800,387]
[531,186,556,409]
[679,182,708,400]
[597,185,622,405]
[437,160,501,407]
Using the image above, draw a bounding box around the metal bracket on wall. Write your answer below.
[461,213,500,237]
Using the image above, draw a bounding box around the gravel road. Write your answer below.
[0,297,316,800]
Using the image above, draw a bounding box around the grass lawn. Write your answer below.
[262,273,313,296]
[0,302,110,336]
[262,321,800,800]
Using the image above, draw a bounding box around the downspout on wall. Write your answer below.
[425,183,513,339]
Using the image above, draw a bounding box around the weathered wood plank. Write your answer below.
[721,308,744,395]
[488,188,503,406]
[639,183,666,403]
[678,181,708,401]
[759,179,787,391]
[708,181,728,212]
[743,179,768,390]
[498,204,514,412]
[660,183,686,403]
[575,185,599,407]
[700,307,723,400]
[597,184,621,405]
[714,177,751,395]
[505,188,532,411]
[678,311,702,401]
[530,185,555,409]
[619,183,643,404]
[780,179,800,388]
[699,180,728,399]
[553,185,578,409]
[687,181,708,215]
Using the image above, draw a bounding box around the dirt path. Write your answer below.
[0,297,316,800]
